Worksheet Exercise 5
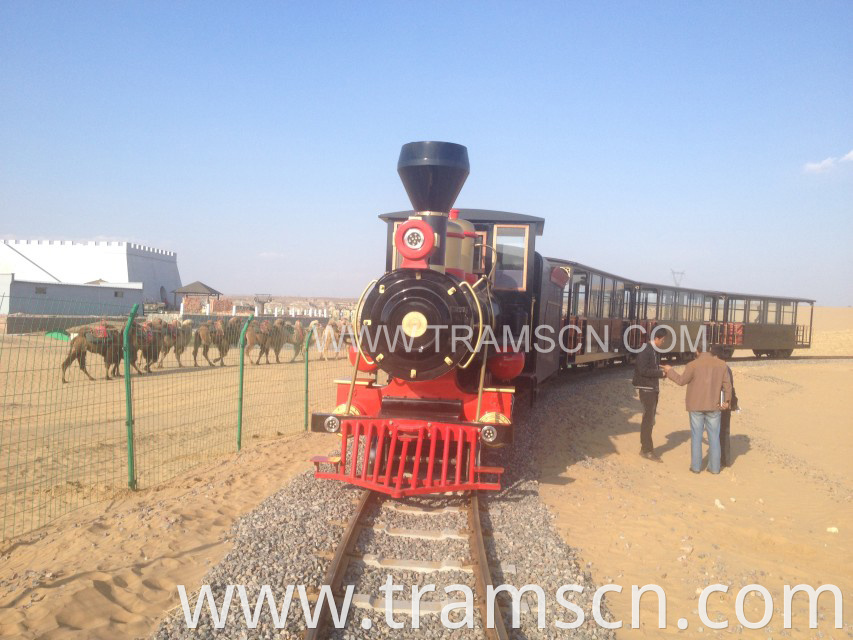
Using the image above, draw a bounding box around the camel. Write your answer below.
[223,316,243,347]
[276,320,307,362]
[317,319,346,361]
[192,319,230,367]
[127,318,166,374]
[265,318,289,363]
[157,319,194,368]
[60,323,123,383]
[245,319,274,365]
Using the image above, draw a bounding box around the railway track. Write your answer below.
[305,489,509,639]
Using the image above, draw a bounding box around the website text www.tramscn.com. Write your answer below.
[177,577,843,632]
[329,322,712,356]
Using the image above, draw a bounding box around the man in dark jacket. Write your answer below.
[633,332,667,461]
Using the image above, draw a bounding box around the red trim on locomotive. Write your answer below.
[394,219,435,269]
[347,344,377,372]
[333,372,513,424]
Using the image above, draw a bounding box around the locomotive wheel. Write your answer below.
[779,349,793,358]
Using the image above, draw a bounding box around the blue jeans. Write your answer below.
[689,411,722,473]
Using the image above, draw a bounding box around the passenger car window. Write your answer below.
[660,290,674,321]
[728,299,745,323]
[589,274,602,317]
[602,278,613,318]
[748,300,763,323]
[766,301,778,324]
[643,290,658,320]
[571,272,587,316]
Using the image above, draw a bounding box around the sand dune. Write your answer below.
[0,432,336,639]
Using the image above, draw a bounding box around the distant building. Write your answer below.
[0,239,182,305]
[0,274,143,315]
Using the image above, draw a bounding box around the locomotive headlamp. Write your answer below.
[401,310,428,338]
[403,228,425,250]
[480,424,498,444]
[323,415,341,434]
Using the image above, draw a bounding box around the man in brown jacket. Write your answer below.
[662,344,732,474]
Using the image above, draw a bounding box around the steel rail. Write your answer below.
[468,492,509,640]
[304,488,376,640]
[307,489,508,638]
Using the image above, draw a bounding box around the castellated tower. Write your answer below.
[0,239,182,304]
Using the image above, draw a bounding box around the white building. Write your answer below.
[0,239,182,305]
[0,274,143,316]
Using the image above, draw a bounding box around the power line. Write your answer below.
[670,269,685,287]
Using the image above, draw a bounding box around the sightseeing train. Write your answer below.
[310,142,813,497]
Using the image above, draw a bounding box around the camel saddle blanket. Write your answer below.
[85,324,113,345]
[138,323,155,346]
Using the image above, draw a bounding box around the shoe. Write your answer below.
[689,468,701,474]
[640,451,663,463]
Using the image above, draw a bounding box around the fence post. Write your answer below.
[303,325,315,431]
[237,314,254,451]
[123,303,140,490]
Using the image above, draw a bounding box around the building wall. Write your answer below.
[0,274,12,314]
[1,240,182,304]
[126,244,182,303]
[2,276,143,316]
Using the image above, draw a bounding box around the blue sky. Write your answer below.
[1,2,851,304]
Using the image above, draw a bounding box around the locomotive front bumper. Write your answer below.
[309,415,507,497]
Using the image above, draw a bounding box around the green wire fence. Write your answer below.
[0,295,353,540]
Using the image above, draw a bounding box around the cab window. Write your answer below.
[493,225,529,291]
[474,230,488,273]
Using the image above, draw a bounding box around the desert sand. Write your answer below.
[0,431,337,639]
[538,306,852,638]
[0,307,850,638]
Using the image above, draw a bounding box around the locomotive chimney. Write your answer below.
[397,141,469,268]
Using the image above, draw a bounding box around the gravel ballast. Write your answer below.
[154,378,617,639]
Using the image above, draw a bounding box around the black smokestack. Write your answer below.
[397,142,469,214]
